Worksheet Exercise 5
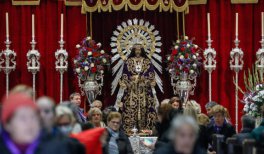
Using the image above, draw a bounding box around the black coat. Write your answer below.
[206,122,236,144]
[0,131,85,154]
[233,128,253,145]
[154,142,206,154]
[103,129,133,154]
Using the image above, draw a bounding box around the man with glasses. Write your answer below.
[103,112,133,154]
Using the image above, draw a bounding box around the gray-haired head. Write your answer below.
[241,115,255,130]
[168,115,199,141]
[205,101,218,109]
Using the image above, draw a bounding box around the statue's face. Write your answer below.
[134,45,142,57]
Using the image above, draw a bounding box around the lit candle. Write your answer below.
[61,14,63,38]
[6,12,9,38]
[235,13,238,37]
[261,12,264,37]
[207,13,211,37]
[32,14,35,38]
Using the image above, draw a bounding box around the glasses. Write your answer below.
[110,121,120,125]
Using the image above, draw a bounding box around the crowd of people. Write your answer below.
[0,84,264,154]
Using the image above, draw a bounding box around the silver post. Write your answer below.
[0,37,16,98]
[27,36,40,101]
[204,34,216,102]
[55,36,68,103]
[230,35,244,132]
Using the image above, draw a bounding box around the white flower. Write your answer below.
[190,70,194,74]
[97,43,102,47]
[73,59,77,64]
[174,45,179,49]
[76,44,81,48]
[84,66,89,71]
[176,40,180,43]
[100,50,105,54]
[196,53,199,57]
[102,58,107,63]
[184,36,189,40]
[194,44,198,49]
[192,55,197,59]
[100,70,104,74]
[169,69,173,73]
[90,63,94,67]
[86,36,91,40]
[192,63,197,68]
[167,56,171,61]
[180,55,184,59]
[186,44,190,48]
[76,68,81,73]
[88,52,92,56]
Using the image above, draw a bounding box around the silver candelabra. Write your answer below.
[27,37,40,101]
[55,38,68,103]
[256,36,264,80]
[0,38,16,97]
[203,34,216,102]
[230,36,244,132]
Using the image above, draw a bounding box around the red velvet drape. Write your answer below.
[1,0,264,129]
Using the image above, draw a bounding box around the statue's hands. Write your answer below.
[150,81,156,87]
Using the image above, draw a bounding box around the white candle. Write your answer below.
[32,14,35,38]
[61,14,63,38]
[6,12,9,38]
[261,12,264,37]
[235,13,238,37]
[207,13,211,37]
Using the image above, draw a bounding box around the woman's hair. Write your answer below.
[186,100,201,114]
[157,103,173,122]
[212,105,226,116]
[88,107,102,118]
[55,105,76,124]
[197,113,210,126]
[169,96,182,109]
[107,112,122,122]
[183,106,197,121]
[169,115,199,141]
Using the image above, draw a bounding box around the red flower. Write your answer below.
[184,67,189,72]
[172,49,178,55]
[191,48,197,54]
[181,47,185,51]
[92,52,101,57]
[181,41,187,45]
[91,67,97,73]
[185,53,189,58]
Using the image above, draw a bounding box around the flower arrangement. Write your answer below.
[242,66,264,118]
[166,36,202,77]
[73,37,110,81]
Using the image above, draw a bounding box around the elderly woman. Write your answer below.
[154,115,206,154]
[55,105,82,135]
[88,108,106,128]
[103,112,133,154]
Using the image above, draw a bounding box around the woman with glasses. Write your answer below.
[103,112,133,154]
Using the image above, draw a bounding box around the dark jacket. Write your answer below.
[103,129,133,154]
[0,130,85,154]
[251,119,264,142]
[154,142,206,154]
[233,127,253,144]
[206,122,236,144]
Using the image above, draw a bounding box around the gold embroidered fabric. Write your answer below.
[121,57,157,134]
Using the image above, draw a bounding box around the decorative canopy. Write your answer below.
[82,0,190,13]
